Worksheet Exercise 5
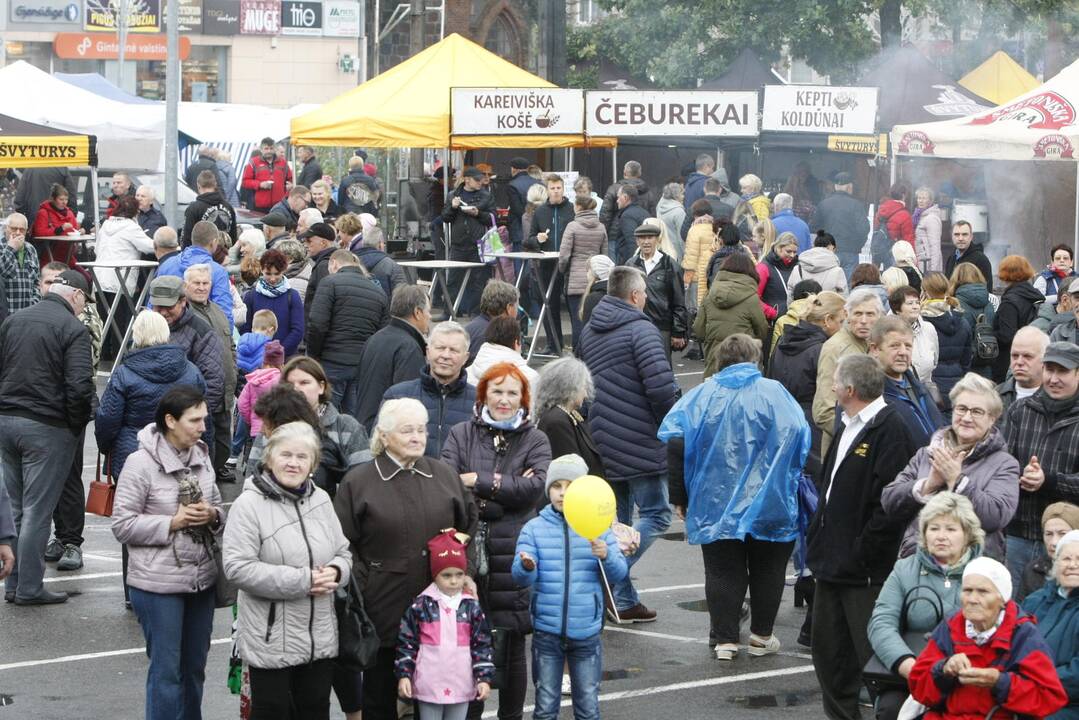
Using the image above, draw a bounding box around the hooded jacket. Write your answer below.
[1035,303,1075,335]
[95,345,206,476]
[769,320,828,412]
[922,302,973,399]
[31,199,78,239]
[771,296,813,351]
[683,172,709,212]
[338,169,380,215]
[787,247,848,297]
[512,505,628,640]
[656,197,686,258]
[955,282,997,373]
[600,176,652,229]
[867,546,979,675]
[628,251,688,337]
[661,363,810,544]
[237,332,270,374]
[94,216,155,293]
[695,271,770,377]
[679,194,737,241]
[111,426,224,595]
[240,284,305,358]
[882,426,1020,560]
[306,265,388,366]
[441,415,552,632]
[772,208,812,253]
[168,305,225,413]
[915,204,943,271]
[683,220,716,304]
[182,189,237,247]
[184,154,225,193]
[558,209,608,296]
[579,296,679,481]
[383,369,476,458]
[354,246,406,299]
[237,367,281,436]
[993,282,1045,382]
[224,472,351,670]
[909,601,1067,720]
[945,243,994,293]
[810,191,870,254]
[155,245,236,327]
[467,342,540,390]
[1023,582,1079,719]
[876,198,915,248]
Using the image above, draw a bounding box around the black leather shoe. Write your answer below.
[13,590,68,605]
[4,591,13,603]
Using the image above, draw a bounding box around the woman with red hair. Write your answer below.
[992,255,1044,382]
[441,361,552,720]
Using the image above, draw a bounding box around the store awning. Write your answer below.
[959,51,1040,106]
[0,113,97,168]
[291,33,615,149]
[54,72,159,105]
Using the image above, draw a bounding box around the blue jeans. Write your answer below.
[129,586,216,720]
[837,251,860,279]
[231,414,249,457]
[566,295,584,350]
[321,359,361,418]
[1006,535,1043,602]
[611,476,672,611]
[531,630,602,720]
[0,416,77,599]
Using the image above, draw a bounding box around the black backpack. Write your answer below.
[974,313,998,360]
[870,212,894,268]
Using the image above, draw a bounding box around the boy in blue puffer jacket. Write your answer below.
[512,454,628,720]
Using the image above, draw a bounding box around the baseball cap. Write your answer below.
[509,157,530,170]
[833,172,853,185]
[149,275,184,308]
[462,167,485,180]
[298,222,337,243]
[1044,342,1079,370]
[261,212,288,229]
[55,269,90,294]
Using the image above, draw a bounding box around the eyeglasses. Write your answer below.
[953,405,988,419]
[7,227,27,235]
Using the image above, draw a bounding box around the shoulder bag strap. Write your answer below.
[898,581,946,636]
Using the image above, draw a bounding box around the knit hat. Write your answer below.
[1043,502,1079,532]
[545,453,589,495]
[1055,529,1079,559]
[963,556,1012,602]
[589,254,615,283]
[262,340,284,368]
[428,530,467,577]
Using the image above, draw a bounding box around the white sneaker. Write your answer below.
[747,633,780,656]
[714,643,738,661]
[561,674,572,696]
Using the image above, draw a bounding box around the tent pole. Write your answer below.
[890,149,898,187]
[1074,161,1078,262]
[91,166,100,235]
[612,146,618,185]
[443,145,450,261]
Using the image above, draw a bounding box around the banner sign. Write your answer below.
[322,0,357,36]
[239,0,278,34]
[0,136,92,167]
[84,0,160,32]
[54,31,191,59]
[10,0,81,26]
[584,91,758,137]
[452,88,584,135]
[762,85,879,134]
[280,0,320,35]
[827,134,888,155]
[201,0,238,34]
[164,0,201,32]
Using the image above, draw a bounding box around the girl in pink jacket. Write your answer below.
[237,340,284,437]
[396,531,495,720]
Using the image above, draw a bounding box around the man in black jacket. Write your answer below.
[300,222,339,319]
[526,174,574,355]
[628,224,688,360]
[306,250,389,416]
[810,172,870,279]
[600,160,652,229]
[441,167,495,316]
[338,156,379,215]
[609,185,650,265]
[355,285,431,432]
[807,354,918,720]
[679,177,737,241]
[296,145,323,189]
[506,157,539,252]
[182,170,238,248]
[944,220,994,290]
[184,145,225,192]
[0,270,94,605]
[135,185,168,238]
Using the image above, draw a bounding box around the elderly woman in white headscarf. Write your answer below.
[892,240,923,293]
[580,254,615,325]
[908,556,1067,720]
[1023,530,1079,719]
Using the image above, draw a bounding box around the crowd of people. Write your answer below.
[2,149,1079,720]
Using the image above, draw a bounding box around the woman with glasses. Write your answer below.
[882,373,1020,562]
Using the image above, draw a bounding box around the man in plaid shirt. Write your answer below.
[0,213,40,312]
[1004,340,1079,600]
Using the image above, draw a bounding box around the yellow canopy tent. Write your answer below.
[0,112,97,168]
[290,33,614,149]
[959,51,1039,106]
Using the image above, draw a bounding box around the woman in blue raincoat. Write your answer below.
[660,333,810,662]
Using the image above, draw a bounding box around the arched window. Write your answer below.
[484,11,521,64]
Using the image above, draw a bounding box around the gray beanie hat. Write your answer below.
[545,453,590,495]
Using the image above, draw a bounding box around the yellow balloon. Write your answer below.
[562,475,616,540]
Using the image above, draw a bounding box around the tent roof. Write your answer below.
[698,48,785,91]
[291,33,614,149]
[959,51,1040,106]
[890,56,1079,161]
[54,72,159,105]
[859,46,992,127]
[0,112,96,168]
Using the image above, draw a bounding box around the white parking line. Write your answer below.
[0,638,232,672]
[81,553,123,564]
[637,583,705,594]
[479,664,816,718]
[43,572,122,583]
[604,626,814,660]
[674,371,703,378]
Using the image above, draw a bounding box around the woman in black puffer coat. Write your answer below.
[992,256,1045,383]
[441,362,551,720]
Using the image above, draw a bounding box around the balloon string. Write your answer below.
[598,559,620,624]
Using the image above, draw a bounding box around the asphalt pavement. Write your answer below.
[0,347,831,720]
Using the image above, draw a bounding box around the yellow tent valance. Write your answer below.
[0,113,96,168]
[291,34,615,150]
[959,51,1039,106]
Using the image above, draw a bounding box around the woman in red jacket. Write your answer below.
[32,183,80,266]
[877,181,915,251]
[908,556,1067,720]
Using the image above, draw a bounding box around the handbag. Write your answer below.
[863,584,945,695]
[489,626,510,690]
[476,217,506,264]
[335,572,381,672]
[85,455,116,517]
[212,539,237,608]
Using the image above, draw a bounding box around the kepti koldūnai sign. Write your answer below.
[584,91,758,136]
[762,85,879,134]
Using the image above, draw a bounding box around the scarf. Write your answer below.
[255,275,291,298]
[912,206,925,229]
[480,406,525,431]
[1039,390,1076,423]
[965,609,1006,646]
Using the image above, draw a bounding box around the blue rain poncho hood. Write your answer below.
[658,362,810,544]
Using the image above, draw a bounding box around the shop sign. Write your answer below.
[1033,134,1075,159]
[762,85,878,134]
[280,0,320,35]
[452,88,584,135]
[54,31,191,59]
[239,0,279,34]
[163,0,202,32]
[583,91,758,137]
[84,0,161,32]
[827,134,888,155]
[897,130,935,155]
[202,0,238,34]
[322,0,358,36]
[970,92,1076,130]
[10,0,81,26]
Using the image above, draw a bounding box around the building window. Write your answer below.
[484,12,520,64]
